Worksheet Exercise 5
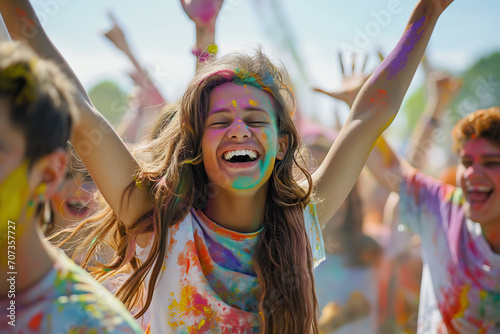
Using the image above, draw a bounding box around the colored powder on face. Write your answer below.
[231,100,237,107]
[0,161,31,241]
[231,176,261,190]
[248,99,258,107]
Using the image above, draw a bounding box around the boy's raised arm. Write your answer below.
[313,0,454,227]
[0,0,153,228]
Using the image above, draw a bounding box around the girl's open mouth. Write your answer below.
[223,149,259,163]
[467,186,493,204]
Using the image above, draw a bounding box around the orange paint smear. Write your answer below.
[168,222,181,252]
[28,312,43,330]
[194,231,214,275]
[177,239,197,277]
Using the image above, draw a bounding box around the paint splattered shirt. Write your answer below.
[399,172,500,333]
[0,250,141,334]
[137,204,325,333]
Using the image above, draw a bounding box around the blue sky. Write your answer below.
[22,0,500,126]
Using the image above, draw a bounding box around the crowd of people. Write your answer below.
[1,0,500,333]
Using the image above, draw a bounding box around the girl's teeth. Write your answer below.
[224,150,258,161]
[467,186,492,192]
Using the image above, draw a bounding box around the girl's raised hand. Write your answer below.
[313,52,383,108]
[180,0,223,30]
[103,12,132,56]
[429,71,463,112]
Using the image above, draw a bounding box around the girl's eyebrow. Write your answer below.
[208,107,270,116]
[207,108,231,116]
[244,107,270,115]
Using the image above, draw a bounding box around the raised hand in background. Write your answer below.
[180,0,224,69]
[312,52,382,109]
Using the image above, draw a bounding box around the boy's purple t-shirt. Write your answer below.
[399,172,500,333]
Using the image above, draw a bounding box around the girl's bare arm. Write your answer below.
[312,0,454,227]
[0,0,153,228]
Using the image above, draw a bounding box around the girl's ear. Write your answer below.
[30,149,68,199]
[276,135,288,160]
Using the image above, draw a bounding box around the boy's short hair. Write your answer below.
[452,107,500,153]
[0,41,77,164]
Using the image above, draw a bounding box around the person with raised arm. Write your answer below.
[0,40,141,334]
[0,0,454,332]
[315,54,466,332]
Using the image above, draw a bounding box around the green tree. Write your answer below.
[449,52,500,123]
[402,51,500,135]
[88,81,129,126]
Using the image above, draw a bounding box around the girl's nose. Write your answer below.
[464,161,484,178]
[227,119,251,140]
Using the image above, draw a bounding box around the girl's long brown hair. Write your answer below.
[68,50,319,333]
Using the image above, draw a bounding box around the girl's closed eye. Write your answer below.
[461,159,472,168]
[483,160,500,168]
[211,121,230,126]
[246,120,268,126]
[208,117,231,126]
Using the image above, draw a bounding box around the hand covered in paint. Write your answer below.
[103,12,132,56]
[312,52,382,108]
[180,0,223,30]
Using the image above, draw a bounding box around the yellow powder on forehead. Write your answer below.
[231,100,237,107]
[248,99,258,107]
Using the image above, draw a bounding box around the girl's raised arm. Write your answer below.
[312,0,454,227]
[0,0,153,228]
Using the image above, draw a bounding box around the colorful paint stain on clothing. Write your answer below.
[136,205,325,333]
[399,172,500,333]
[0,251,141,334]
